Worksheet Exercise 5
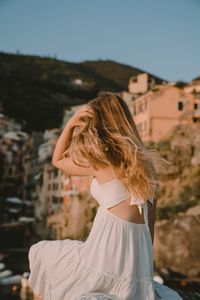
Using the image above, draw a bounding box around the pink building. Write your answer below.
[123,75,200,142]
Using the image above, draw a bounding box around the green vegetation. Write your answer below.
[0,52,164,132]
[175,81,187,88]
[156,198,199,220]
[157,140,171,151]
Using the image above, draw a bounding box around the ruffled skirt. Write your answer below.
[28,206,182,300]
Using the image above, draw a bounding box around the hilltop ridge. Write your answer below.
[0,52,165,132]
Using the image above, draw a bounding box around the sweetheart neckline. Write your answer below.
[92,177,120,187]
[90,177,154,205]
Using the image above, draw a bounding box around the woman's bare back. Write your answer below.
[93,167,146,225]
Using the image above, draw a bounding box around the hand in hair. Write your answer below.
[67,104,94,130]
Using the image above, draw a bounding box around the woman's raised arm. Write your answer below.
[51,121,75,165]
[51,105,96,176]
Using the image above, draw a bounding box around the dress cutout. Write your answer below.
[28,177,183,300]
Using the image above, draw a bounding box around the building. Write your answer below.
[38,128,60,163]
[47,175,92,239]
[184,78,200,94]
[0,130,28,198]
[128,73,155,95]
[122,72,167,106]
[0,113,22,137]
[122,76,200,142]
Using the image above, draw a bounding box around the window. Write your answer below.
[178,101,183,111]
[141,121,146,132]
[53,183,59,190]
[194,103,200,110]
[133,105,137,115]
[137,121,146,133]
[134,101,147,115]
[53,196,57,204]
[143,121,147,131]
[8,167,12,176]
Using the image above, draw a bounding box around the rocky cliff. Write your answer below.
[152,124,200,280]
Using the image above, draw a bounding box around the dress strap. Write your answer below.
[129,195,150,231]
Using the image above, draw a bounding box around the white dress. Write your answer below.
[28,177,183,300]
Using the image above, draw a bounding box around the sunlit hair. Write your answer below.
[63,91,167,202]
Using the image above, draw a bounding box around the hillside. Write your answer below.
[0,52,165,132]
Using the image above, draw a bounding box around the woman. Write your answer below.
[28,92,182,299]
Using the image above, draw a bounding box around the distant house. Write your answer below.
[72,78,83,85]
[184,78,200,94]
[122,73,167,106]
[122,76,200,142]
[128,73,155,95]
[0,113,22,137]
[38,129,60,163]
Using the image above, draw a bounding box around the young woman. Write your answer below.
[28,92,182,300]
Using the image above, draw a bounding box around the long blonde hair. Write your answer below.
[63,91,165,202]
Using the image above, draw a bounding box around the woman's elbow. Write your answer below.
[51,159,58,168]
[51,159,62,171]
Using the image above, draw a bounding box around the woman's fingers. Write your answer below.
[79,111,94,119]
[80,105,94,114]
[70,105,94,127]
[81,110,94,116]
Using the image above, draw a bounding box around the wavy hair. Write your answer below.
[63,91,166,202]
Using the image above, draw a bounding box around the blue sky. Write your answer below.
[0,0,199,82]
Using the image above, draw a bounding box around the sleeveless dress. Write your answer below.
[28,177,183,300]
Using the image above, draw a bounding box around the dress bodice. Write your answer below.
[90,177,154,214]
